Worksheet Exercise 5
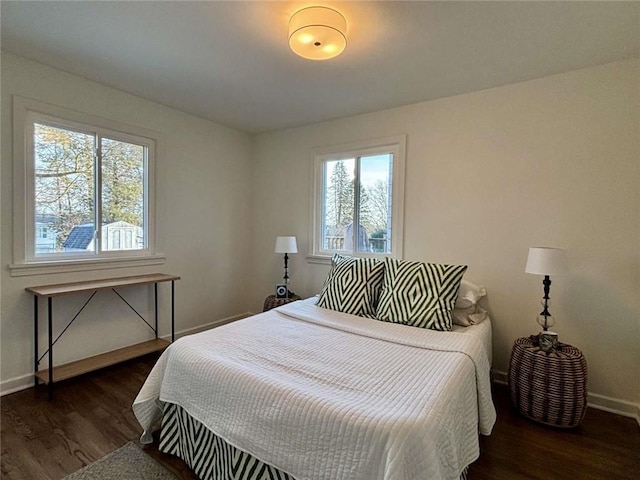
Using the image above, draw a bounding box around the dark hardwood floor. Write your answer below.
[1,354,638,480]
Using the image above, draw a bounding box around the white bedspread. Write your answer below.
[133,298,496,480]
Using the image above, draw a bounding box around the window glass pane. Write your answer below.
[101,138,145,251]
[322,158,354,252]
[357,154,393,254]
[312,136,404,260]
[34,123,95,255]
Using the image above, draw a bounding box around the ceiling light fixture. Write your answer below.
[288,6,347,60]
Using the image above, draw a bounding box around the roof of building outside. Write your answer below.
[62,223,94,249]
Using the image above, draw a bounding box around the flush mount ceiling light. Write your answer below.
[288,6,347,60]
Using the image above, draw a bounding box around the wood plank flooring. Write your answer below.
[1,353,638,480]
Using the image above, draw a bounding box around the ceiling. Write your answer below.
[2,1,638,134]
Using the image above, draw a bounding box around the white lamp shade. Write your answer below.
[288,6,347,60]
[525,247,568,275]
[275,236,298,254]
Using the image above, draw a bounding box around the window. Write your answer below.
[311,136,405,260]
[11,97,160,274]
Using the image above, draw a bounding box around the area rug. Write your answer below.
[63,441,177,480]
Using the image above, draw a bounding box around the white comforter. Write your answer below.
[133,298,496,480]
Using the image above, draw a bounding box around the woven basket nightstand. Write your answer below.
[508,336,587,428]
[263,294,301,312]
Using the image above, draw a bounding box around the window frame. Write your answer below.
[309,135,406,263]
[11,96,164,276]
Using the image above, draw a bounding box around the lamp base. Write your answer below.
[275,284,288,299]
[529,332,560,353]
[275,284,297,299]
[538,331,559,353]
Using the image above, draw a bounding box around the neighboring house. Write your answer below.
[35,214,58,254]
[63,221,143,252]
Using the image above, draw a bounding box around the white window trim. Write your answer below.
[308,135,406,264]
[10,95,163,276]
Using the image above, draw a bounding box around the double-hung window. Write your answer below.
[11,97,159,274]
[311,135,405,261]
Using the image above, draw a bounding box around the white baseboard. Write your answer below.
[0,311,254,397]
[491,368,640,427]
[491,369,508,385]
[0,373,37,396]
[587,392,640,426]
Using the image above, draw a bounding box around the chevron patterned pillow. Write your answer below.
[376,259,468,331]
[316,254,385,317]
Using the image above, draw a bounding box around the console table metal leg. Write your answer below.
[48,297,53,400]
[34,296,39,387]
[171,281,175,342]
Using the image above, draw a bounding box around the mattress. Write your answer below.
[134,297,496,480]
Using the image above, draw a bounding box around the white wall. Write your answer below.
[1,52,254,393]
[2,52,638,417]
[250,60,640,412]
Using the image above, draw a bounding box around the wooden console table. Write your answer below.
[26,273,180,399]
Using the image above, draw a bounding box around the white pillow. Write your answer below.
[454,279,487,309]
[452,305,488,327]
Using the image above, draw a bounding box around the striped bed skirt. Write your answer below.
[159,402,470,480]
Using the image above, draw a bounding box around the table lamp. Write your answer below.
[525,247,568,331]
[275,236,298,293]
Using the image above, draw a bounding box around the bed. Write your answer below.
[135,255,496,480]
[133,293,496,480]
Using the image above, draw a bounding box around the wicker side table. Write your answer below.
[263,294,301,312]
[508,336,587,428]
